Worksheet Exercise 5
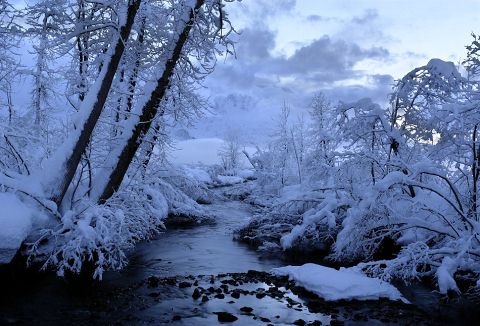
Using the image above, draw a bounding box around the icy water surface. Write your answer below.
[105,199,283,285]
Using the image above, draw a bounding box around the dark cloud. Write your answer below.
[209,28,391,100]
[198,20,394,140]
[334,9,391,45]
[277,36,389,77]
[235,28,276,60]
[368,74,394,86]
[306,14,323,22]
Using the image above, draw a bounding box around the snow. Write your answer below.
[237,169,255,179]
[280,192,344,249]
[217,175,244,185]
[181,166,213,184]
[169,138,255,166]
[170,138,226,165]
[38,32,116,192]
[272,263,408,302]
[436,256,460,294]
[426,58,462,79]
[0,193,34,264]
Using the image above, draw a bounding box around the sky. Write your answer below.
[8,0,480,143]
[191,0,480,142]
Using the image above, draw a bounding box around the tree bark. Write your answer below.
[471,124,479,221]
[126,17,146,114]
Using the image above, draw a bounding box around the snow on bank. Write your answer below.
[272,263,408,303]
[181,165,213,184]
[0,193,34,264]
[217,175,244,185]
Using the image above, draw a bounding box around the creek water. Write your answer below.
[104,199,284,285]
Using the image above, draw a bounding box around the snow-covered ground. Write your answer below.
[169,137,255,167]
[0,193,35,264]
[272,263,408,302]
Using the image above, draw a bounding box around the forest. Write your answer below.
[0,0,479,325]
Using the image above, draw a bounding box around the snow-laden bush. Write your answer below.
[333,168,480,293]
[26,171,213,279]
[237,185,349,253]
[160,166,215,204]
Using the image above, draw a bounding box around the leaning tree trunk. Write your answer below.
[43,0,141,208]
[97,0,205,204]
[126,17,146,114]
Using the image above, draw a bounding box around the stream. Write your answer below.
[0,191,477,325]
[106,199,283,285]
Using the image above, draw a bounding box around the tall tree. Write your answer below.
[96,0,228,203]
[40,0,142,208]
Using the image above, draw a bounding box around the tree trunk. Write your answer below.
[126,17,146,114]
[7,83,13,125]
[47,0,141,207]
[472,124,479,221]
[141,123,161,171]
[98,0,205,204]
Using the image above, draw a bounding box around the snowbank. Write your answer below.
[272,263,408,302]
[0,193,34,264]
[181,165,213,184]
[217,175,244,185]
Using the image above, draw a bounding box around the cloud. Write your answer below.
[306,14,338,23]
[403,51,428,60]
[334,8,392,45]
[369,73,394,86]
[351,9,379,25]
[306,14,324,22]
[235,28,276,61]
[208,26,391,102]
[276,35,389,78]
[198,21,393,140]
[230,0,297,23]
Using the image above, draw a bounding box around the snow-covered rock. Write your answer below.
[0,193,34,264]
[272,263,408,302]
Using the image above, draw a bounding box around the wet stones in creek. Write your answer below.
[126,271,437,325]
[213,311,238,322]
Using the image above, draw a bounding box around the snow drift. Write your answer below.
[0,193,34,264]
[272,263,408,302]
